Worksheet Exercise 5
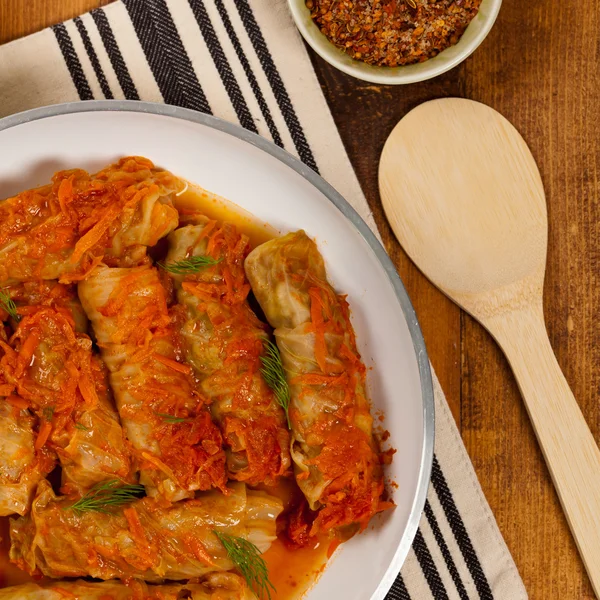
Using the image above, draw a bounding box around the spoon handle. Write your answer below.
[489,303,600,596]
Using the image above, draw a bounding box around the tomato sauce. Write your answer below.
[173,183,279,249]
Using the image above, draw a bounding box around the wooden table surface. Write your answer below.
[1,1,599,598]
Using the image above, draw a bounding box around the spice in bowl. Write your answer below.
[306,0,483,67]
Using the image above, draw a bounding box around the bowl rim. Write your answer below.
[287,0,503,85]
[0,100,435,599]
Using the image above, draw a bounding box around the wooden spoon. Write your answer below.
[379,98,600,595]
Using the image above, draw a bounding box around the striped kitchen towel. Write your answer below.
[0,1,528,598]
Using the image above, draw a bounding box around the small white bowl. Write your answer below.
[288,0,502,84]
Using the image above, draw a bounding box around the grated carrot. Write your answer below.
[182,533,217,566]
[35,421,52,450]
[5,395,28,409]
[153,353,192,374]
[140,451,179,482]
[292,373,347,387]
[56,177,74,216]
[78,372,99,407]
[70,201,123,264]
[14,329,40,378]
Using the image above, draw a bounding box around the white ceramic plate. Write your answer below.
[0,101,434,600]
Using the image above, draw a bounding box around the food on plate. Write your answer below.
[0,322,55,517]
[0,157,180,284]
[2,280,89,332]
[0,301,134,495]
[164,222,291,486]
[11,479,281,581]
[306,0,482,67]
[0,401,55,517]
[0,158,393,599]
[78,265,227,501]
[245,231,390,541]
[0,573,256,599]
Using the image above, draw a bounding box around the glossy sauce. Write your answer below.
[0,183,331,597]
[174,183,279,248]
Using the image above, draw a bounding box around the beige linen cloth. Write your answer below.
[0,1,527,598]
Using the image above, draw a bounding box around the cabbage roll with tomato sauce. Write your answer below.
[78,265,227,501]
[0,157,180,285]
[3,280,88,333]
[0,574,257,599]
[0,304,134,494]
[0,320,56,516]
[245,231,390,540]
[0,401,55,516]
[10,479,281,582]
[164,222,290,486]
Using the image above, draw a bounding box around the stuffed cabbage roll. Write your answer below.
[0,157,181,285]
[165,223,290,486]
[0,401,55,516]
[78,265,227,501]
[4,280,88,333]
[0,305,134,493]
[0,326,55,516]
[11,479,282,582]
[245,231,388,537]
[0,574,257,599]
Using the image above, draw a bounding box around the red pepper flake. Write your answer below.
[307,0,482,67]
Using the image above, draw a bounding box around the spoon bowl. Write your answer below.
[380,98,547,316]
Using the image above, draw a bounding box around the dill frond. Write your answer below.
[158,255,221,275]
[0,289,19,322]
[214,531,275,600]
[260,340,291,429]
[67,479,145,515]
[154,412,191,424]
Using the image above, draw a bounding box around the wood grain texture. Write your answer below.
[0,1,598,598]
[379,97,600,596]
[0,0,111,45]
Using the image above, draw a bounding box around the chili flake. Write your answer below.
[306,0,483,67]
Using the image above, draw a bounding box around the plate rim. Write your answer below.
[0,100,435,600]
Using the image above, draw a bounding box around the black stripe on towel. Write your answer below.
[232,0,319,172]
[123,0,211,113]
[91,8,140,100]
[385,573,412,600]
[213,0,283,147]
[52,23,94,100]
[424,499,469,600]
[412,528,450,600]
[73,17,113,99]
[431,455,494,600]
[187,0,257,133]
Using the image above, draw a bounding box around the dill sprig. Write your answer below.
[214,531,274,600]
[42,406,55,422]
[158,255,221,275]
[0,289,19,322]
[154,412,191,424]
[74,422,89,431]
[67,479,145,515]
[260,340,291,429]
